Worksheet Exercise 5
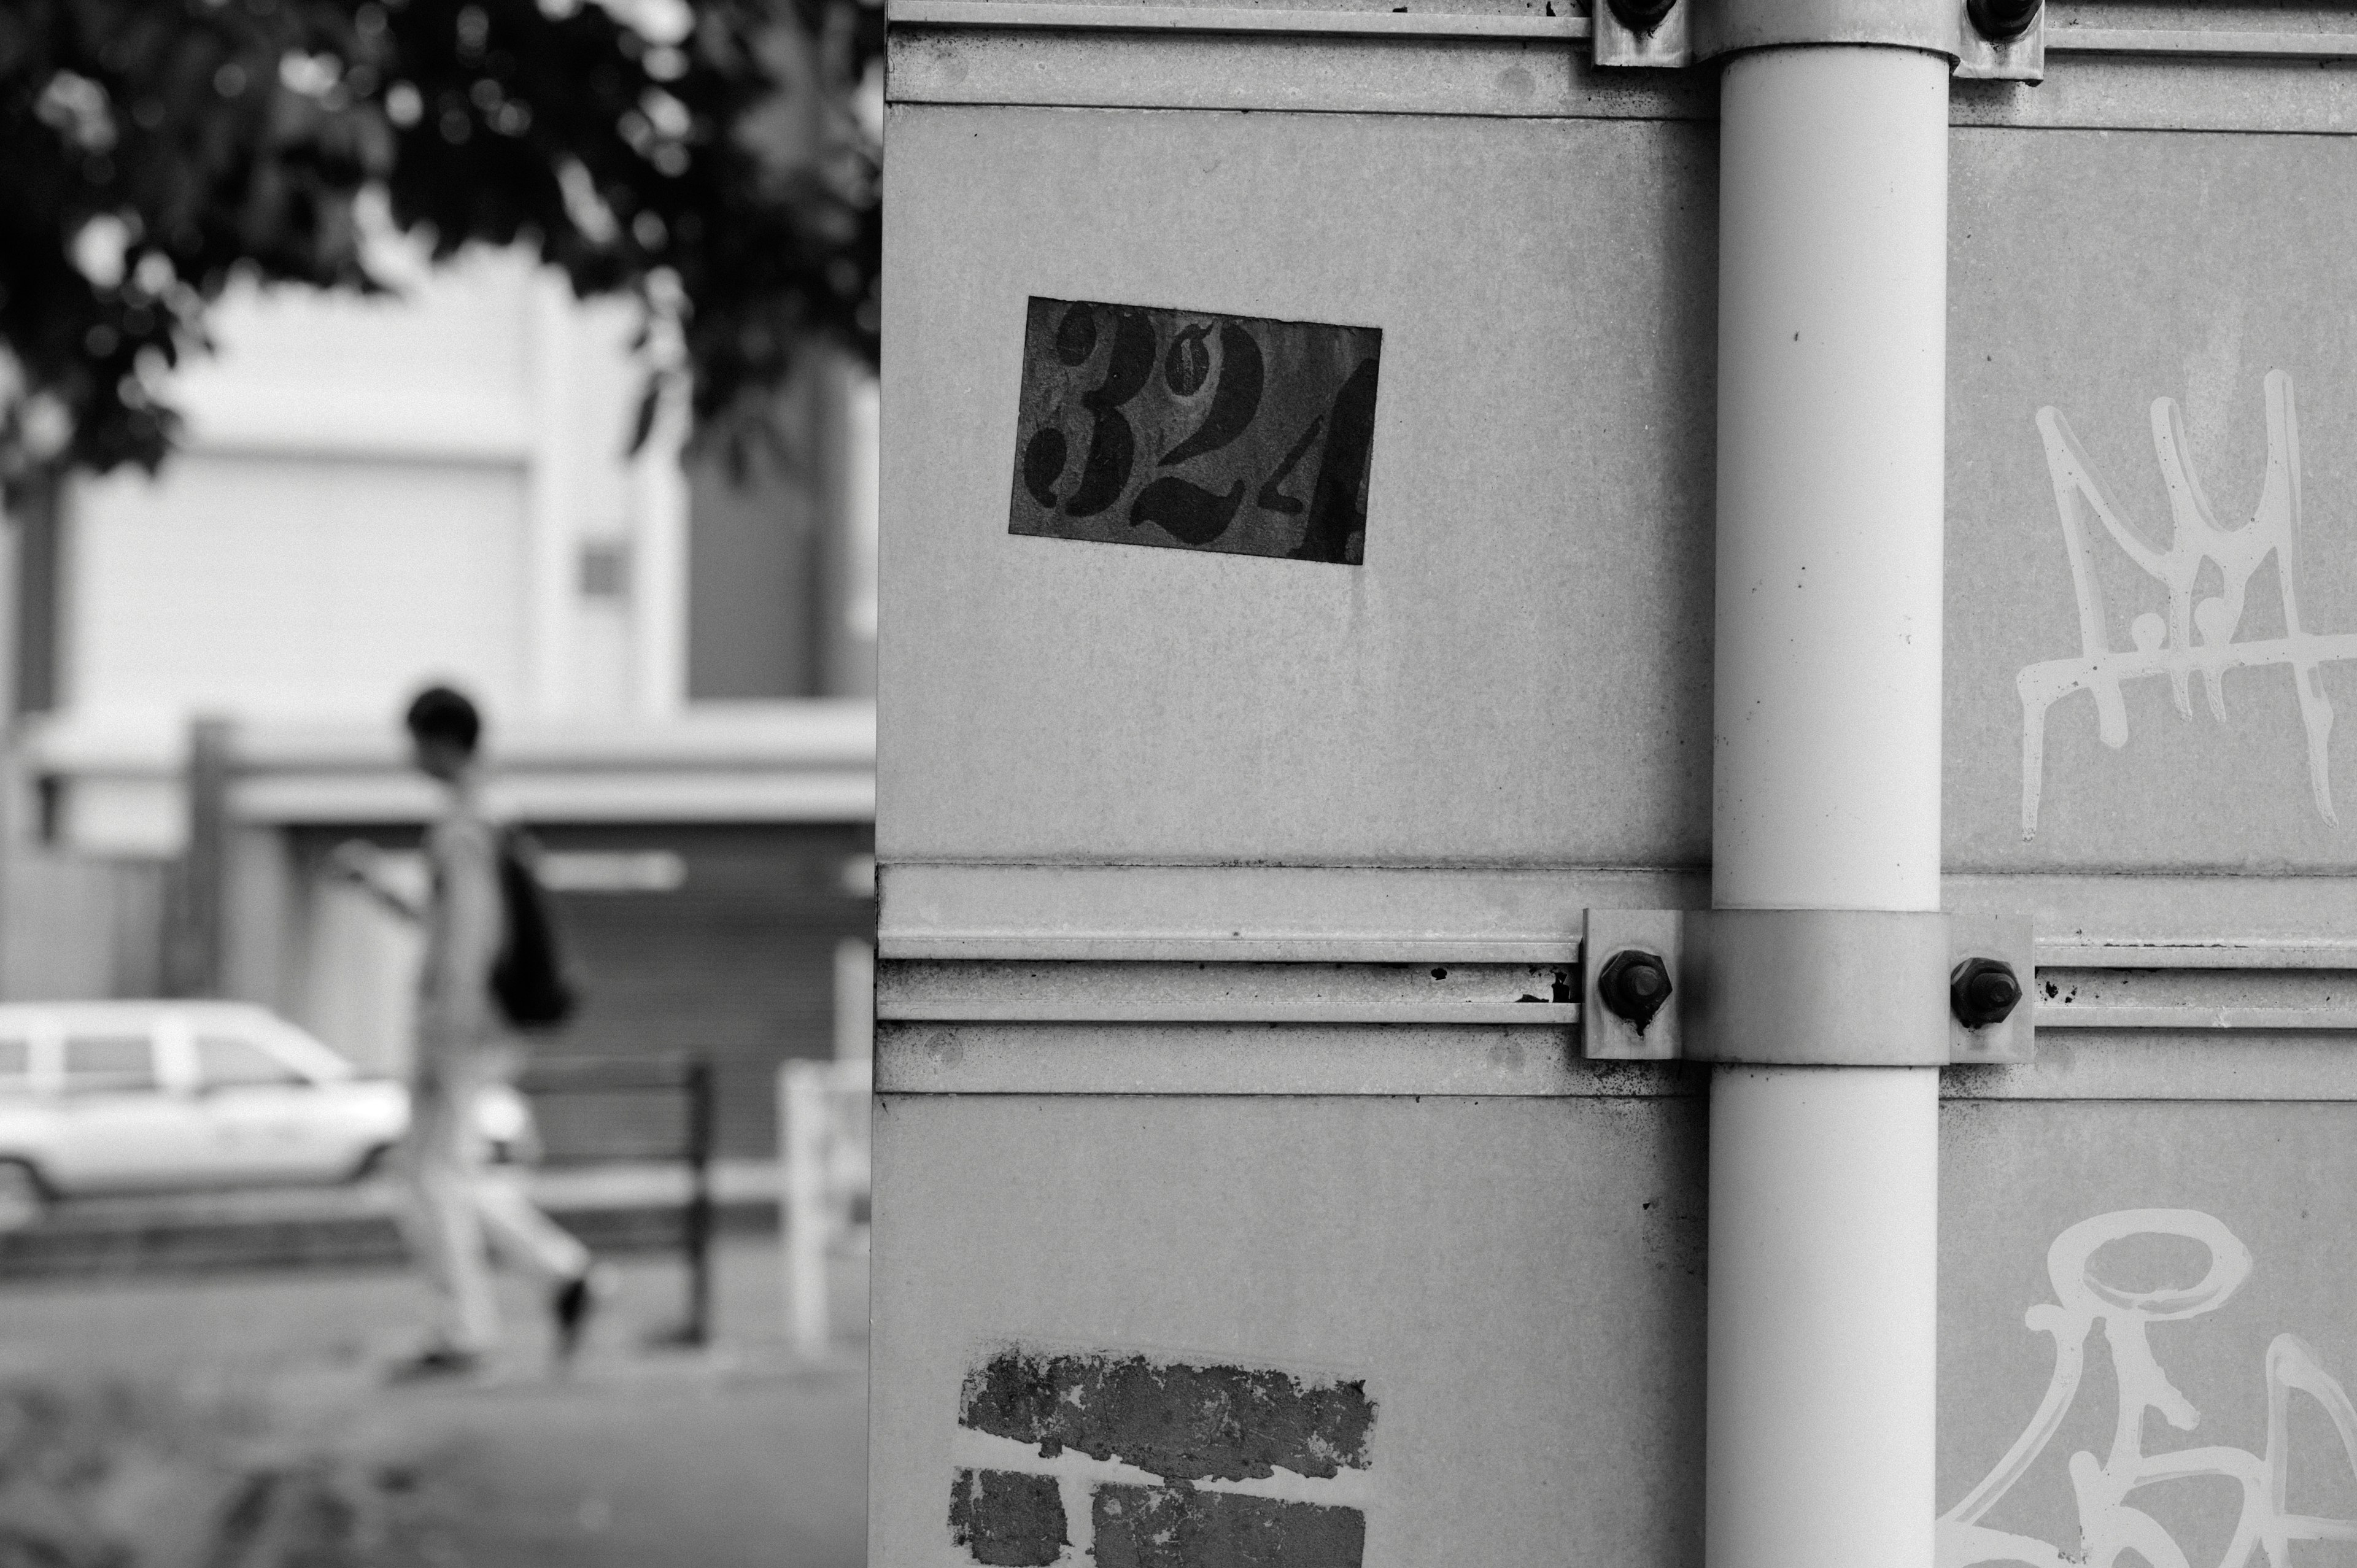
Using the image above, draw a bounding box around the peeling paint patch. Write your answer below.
[949,1345,1375,1566]
[960,1347,1374,1481]
[1093,1484,1365,1568]
[950,1470,1068,1567]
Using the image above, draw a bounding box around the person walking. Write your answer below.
[335,685,603,1379]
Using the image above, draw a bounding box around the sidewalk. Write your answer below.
[0,1159,793,1278]
[0,1234,869,1567]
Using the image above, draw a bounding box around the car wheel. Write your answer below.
[0,1161,46,1232]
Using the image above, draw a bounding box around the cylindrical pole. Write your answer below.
[1708,42,1948,1568]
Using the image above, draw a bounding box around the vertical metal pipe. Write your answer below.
[1708,43,1948,1568]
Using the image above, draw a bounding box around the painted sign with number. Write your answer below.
[1007,297,1382,566]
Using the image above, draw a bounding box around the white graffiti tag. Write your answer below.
[2017,372,2357,836]
[1939,1209,2357,1568]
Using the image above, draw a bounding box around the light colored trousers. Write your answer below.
[398,1065,588,1355]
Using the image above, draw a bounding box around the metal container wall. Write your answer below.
[879,10,2357,1564]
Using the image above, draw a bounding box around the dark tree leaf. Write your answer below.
[0,0,884,503]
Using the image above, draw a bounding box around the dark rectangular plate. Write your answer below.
[1008,297,1381,565]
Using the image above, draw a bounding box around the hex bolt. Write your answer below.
[1606,0,1678,35]
[1950,957,2022,1029]
[1965,0,2041,43]
[1597,949,1673,1032]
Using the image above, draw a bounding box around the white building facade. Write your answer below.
[4,245,878,1158]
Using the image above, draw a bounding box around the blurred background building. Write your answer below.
[0,240,878,1159]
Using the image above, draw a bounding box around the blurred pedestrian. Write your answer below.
[333,685,605,1379]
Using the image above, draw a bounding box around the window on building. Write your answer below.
[0,1040,29,1094]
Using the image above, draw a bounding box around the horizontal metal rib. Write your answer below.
[888,2,2357,60]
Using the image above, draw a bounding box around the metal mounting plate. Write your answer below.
[1592,0,2043,77]
[1582,908,1685,1060]
[1580,908,2037,1066]
[1952,0,2043,81]
[1949,909,2037,1063]
[1593,2,1692,68]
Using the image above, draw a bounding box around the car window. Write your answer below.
[195,1034,306,1089]
[61,1035,155,1095]
[0,1038,28,1095]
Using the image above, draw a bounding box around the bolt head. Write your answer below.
[1950,957,2022,1029]
[1597,949,1673,1031]
[1966,0,2041,44]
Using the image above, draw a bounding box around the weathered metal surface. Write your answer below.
[895,1,1588,39]
[879,864,1702,963]
[879,1022,2357,1099]
[880,107,1717,868]
[885,26,1713,120]
[880,959,1580,1019]
[888,107,2357,882]
[874,1020,1628,1095]
[890,9,2357,128]
[868,1093,1710,1565]
[1940,1101,2357,1566]
[880,17,2357,1564]
[1947,128,2357,872]
[883,865,2357,960]
[874,1087,2357,1563]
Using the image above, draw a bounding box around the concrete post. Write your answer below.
[1706,41,1949,1568]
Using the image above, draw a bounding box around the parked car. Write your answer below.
[0,1001,537,1229]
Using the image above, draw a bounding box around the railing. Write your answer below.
[780,1058,872,1359]
[517,1053,716,1348]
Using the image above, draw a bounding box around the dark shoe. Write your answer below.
[385,1346,481,1385]
[552,1266,603,1364]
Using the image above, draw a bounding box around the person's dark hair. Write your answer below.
[404,685,482,755]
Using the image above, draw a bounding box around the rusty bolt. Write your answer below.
[1597,949,1673,1031]
[1606,0,1678,35]
[1950,957,2022,1029]
[1966,0,2041,43]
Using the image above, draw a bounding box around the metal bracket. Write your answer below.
[1582,908,1684,1060]
[1948,909,2036,1063]
[1591,0,2042,78]
[1592,1,1692,69]
[1952,0,2043,81]
[1579,908,2036,1065]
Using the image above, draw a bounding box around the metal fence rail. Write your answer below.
[518,1052,716,1347]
